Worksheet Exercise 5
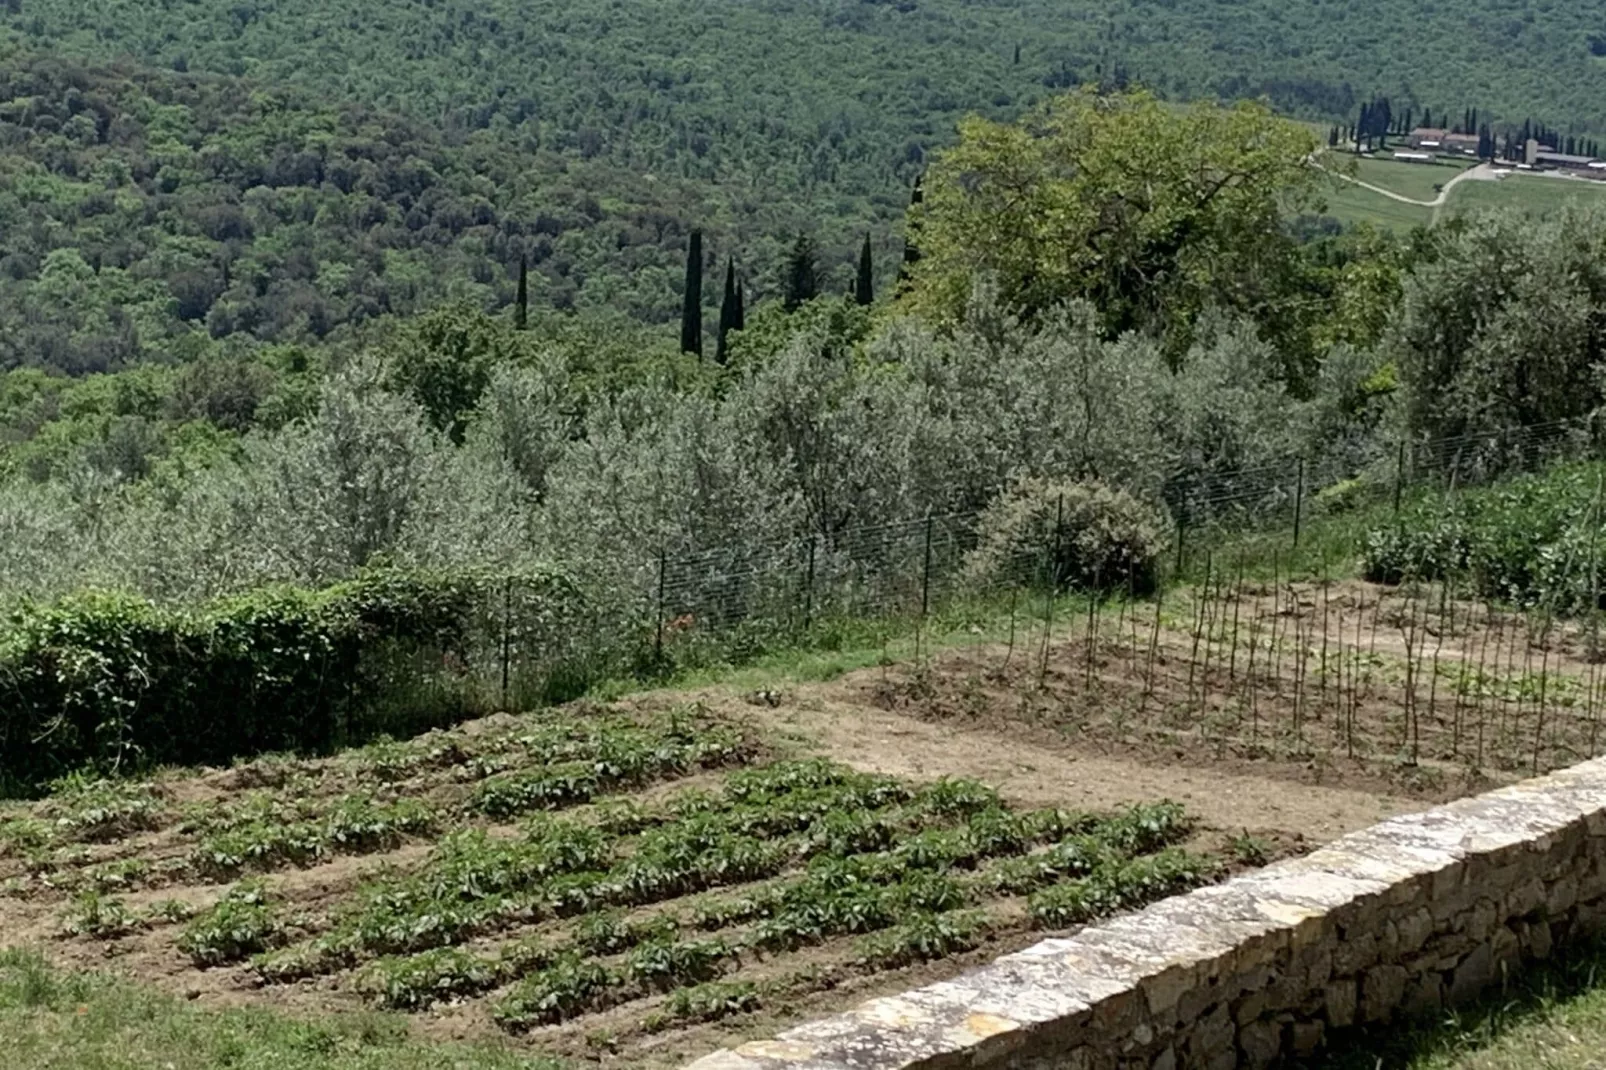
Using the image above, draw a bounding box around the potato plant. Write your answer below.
[178,880,286,966]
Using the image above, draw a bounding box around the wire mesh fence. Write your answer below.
[367,418,1606,782]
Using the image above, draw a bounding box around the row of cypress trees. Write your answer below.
[514,175,928,362]
[678,231,879,360]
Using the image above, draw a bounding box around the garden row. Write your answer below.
[1364,461,1606,609]
[189,759,1213,1034]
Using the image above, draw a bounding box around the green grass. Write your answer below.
[1322,166,1606,231]
[0,947,562,1070]
[1322,186,1433,230]
[1308,938,1606,1070]
[1449,174,1606,217]
[1351,156,1475,201]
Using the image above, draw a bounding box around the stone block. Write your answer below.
[1361,964,1409,1023]
[1547,876,1580,916]
[1528,919,1554,960]
[1291,1020,1326,1056]
[1332,932,1378,975]
[1492,925,1521,972]
[1238,1018,1282,1069]
[1403,972,1443,1018]
[1149,1046,1176,1070]
[1189,1004,1234,1060]
[1465,897,1499,941]
[1396,907,1434,954]
[1449,941,1493,1004]
[1508,877,1546,918]
[1323,979,1358,1029]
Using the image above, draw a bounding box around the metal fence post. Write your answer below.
[1174,497,1188,578]
[500,575,512,710]
[1292,459,1305,552]
[803,535,817,634]
[654,549,667,663]
[920,516,935,620]
[1394,440,1406,517]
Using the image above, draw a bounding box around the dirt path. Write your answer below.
[676,675,1420,845]
[1322,160,1491,212]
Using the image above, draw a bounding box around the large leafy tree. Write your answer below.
[903,89,1320,368]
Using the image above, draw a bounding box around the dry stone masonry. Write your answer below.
[684,756,1606,1070]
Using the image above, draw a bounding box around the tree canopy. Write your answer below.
[903,90,1321,362]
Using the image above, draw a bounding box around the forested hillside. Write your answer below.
[0,54,838,374]
[1,0,1603,374]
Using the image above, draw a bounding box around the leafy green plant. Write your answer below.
[624,937,732,990]
[178,881,286,966]
[0,816,52,856]
[574,910,678,955]
[1027,848,1220,928]
[857,910,988,969]
[78,858,151,893]
[492,954,618,1030]
[356,947,504,1010]
[1229,834,1272,866]
[43,774,166,842]
[59,889,140,938]
[146,899,196,924]
[645,981,761,1031]
[1093,802,1193,854]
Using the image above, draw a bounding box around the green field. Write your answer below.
[1318,158,1606,230]
[1351,155,1476,201]
[1451,174,1606,216]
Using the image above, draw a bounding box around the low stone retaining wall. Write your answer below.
[686,757,1606,1070]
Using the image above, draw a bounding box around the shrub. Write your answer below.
[965,478,1168,595]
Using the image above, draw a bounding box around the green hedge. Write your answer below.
[0,568,597,791]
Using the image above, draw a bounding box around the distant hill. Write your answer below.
[1,0,1603,371]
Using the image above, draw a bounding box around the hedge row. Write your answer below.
[0,568,596,791]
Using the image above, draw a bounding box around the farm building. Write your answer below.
[1407,127,1480,154]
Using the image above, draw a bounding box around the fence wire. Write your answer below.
[407,418,1606,780]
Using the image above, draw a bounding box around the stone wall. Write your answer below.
[684,757,1606,1070]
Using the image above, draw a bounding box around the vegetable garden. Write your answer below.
[0,701,1226,1065]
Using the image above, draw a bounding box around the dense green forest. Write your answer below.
[2,0,1605,374]
[0,53,831,374]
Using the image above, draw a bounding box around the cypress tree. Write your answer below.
[514,254,529,331]
[855,234,874,306]
[716,257,740,365]
[899,174,924,281]
[733,274,745,332]
[783,233,820,312]
[680,230,703,357]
